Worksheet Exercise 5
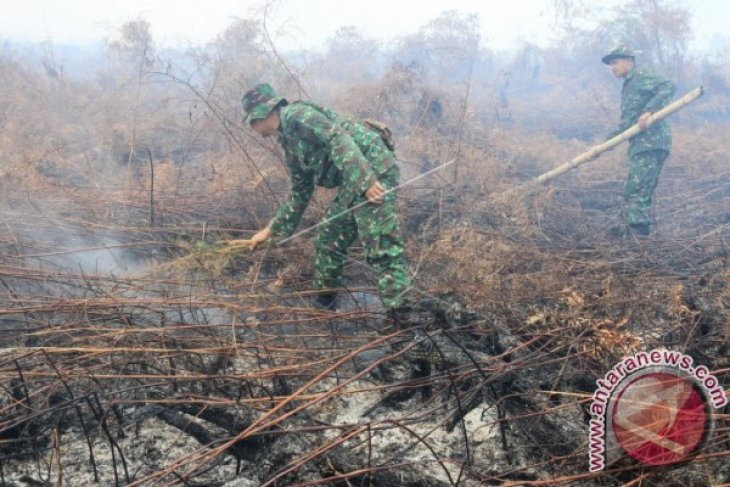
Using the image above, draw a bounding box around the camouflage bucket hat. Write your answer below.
[602,45,640,64]
[242,83,287,124]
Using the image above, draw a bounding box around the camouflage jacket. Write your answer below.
[610,67,675,158]
[268,101,396,238]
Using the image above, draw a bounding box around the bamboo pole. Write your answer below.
[147,147,155,227]
[530,86,704,186]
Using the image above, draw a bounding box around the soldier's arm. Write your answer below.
[643,73,676,113]
[268,159,315,238]
[290,108,378,197]
[606,73,675,139]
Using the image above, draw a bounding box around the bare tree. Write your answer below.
[599,0,691,81]
[321,26,381,83]
[107,17,156,186]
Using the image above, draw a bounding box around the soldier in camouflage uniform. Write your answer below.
[603,45,675,236]
[242,83,411,311]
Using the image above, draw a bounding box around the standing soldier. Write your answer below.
[243,83,412,313]
[602,45,675,236]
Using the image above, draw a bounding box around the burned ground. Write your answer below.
[1,164,727,486]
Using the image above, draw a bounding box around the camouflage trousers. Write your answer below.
[624,149,668,226]
[313,166,411,309]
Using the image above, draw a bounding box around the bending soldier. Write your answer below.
[243,83,412,312]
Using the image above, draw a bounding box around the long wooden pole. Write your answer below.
[530,86,704,186]
[146,147,155,228]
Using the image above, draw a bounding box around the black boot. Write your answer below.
[386,305,414,328]
[313,292,337,311]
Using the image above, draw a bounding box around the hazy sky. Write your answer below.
[1,0,727,52]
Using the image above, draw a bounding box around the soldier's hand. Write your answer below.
[638,111,652,129]
[365,182,385,204]
[250,227,272,250]
[365,181,386,204]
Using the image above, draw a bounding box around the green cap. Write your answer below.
[242,83,287,124]
[601,45,639,64]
